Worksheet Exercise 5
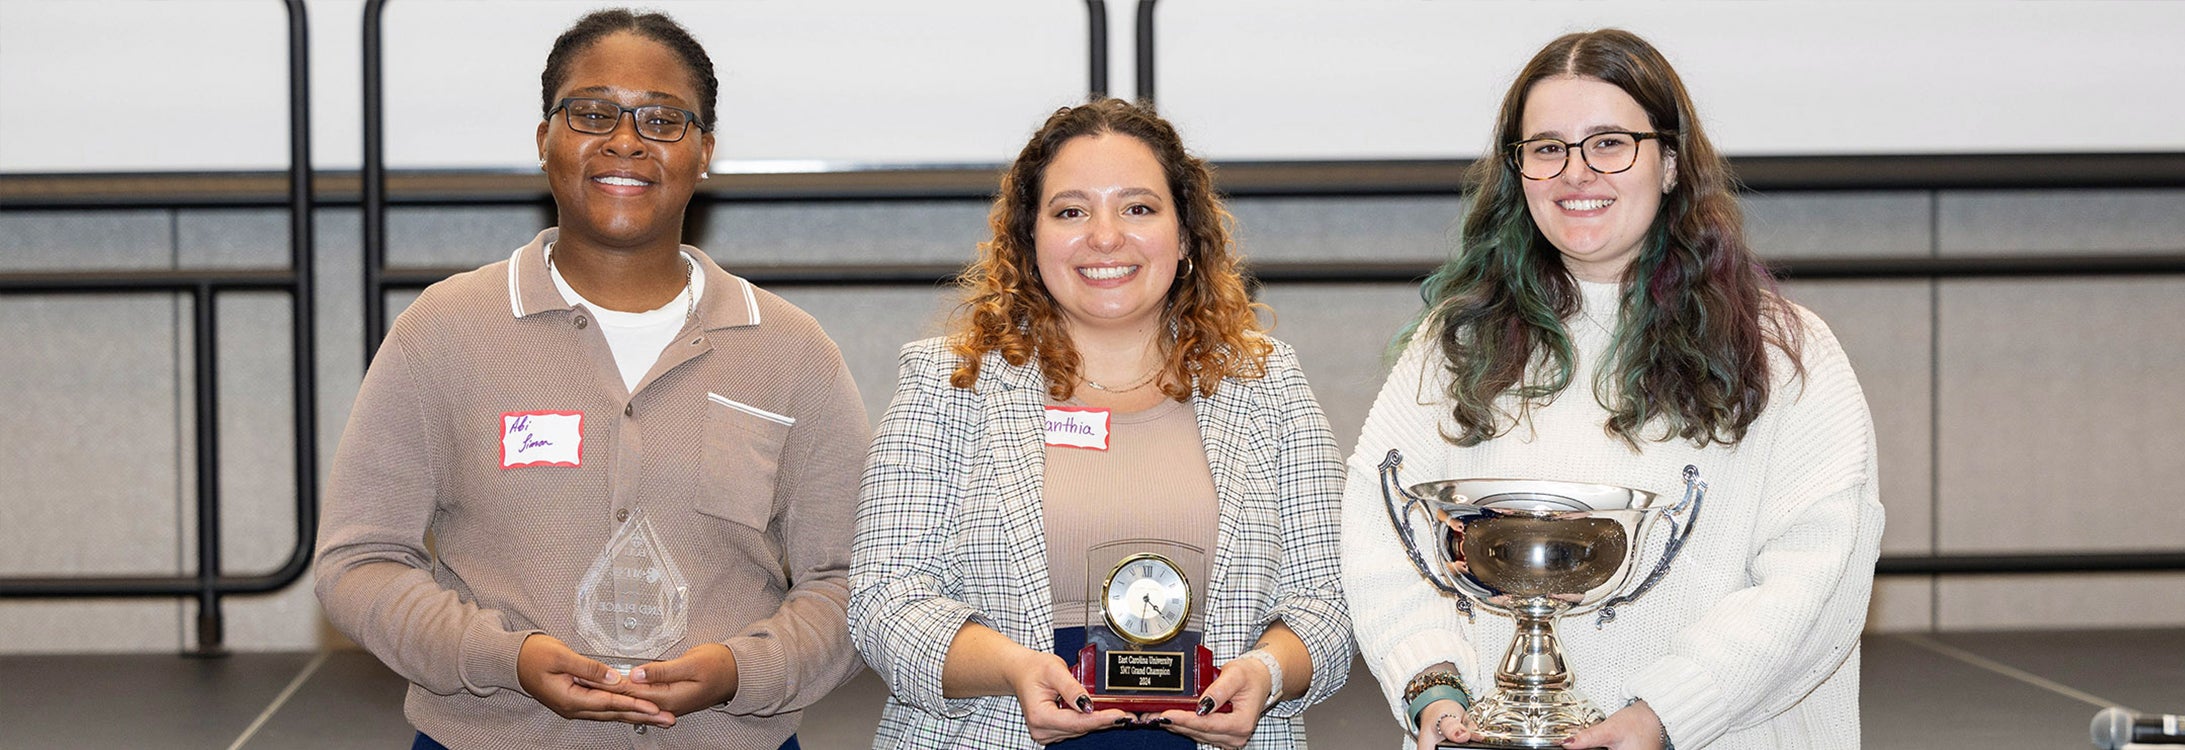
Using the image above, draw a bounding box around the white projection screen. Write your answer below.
[2,0,2180,174]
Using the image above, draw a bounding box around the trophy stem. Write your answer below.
[1469,598,1605,748]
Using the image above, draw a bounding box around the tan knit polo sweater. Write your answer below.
[315,229,869,749]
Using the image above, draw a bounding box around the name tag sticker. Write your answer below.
[1044,406,1111,451]
[501,410,583,468]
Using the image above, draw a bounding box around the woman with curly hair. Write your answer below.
[851,98,1353,750]
[1342,30,1883,750]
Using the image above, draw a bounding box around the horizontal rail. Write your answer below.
[368,253,2185,293]
[0,270,301,293]
[7,151,2185,209]
[1876,551,2185,576]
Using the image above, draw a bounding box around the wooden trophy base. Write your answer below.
[1072,642,1232,713]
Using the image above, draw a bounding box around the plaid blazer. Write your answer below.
[850,336,1351,749]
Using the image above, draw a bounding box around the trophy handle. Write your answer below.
[1595,464,1707,627]
[1377,449,1477,619]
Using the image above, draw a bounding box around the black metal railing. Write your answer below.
[0,0,318,655]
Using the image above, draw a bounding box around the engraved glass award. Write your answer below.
[1071,539,1228,713]
[574,507,690,674]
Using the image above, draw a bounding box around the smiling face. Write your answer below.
[1517,76,1676,282]
[535,32,715,252]
[1033,133,1183,338]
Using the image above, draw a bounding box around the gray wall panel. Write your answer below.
[1939,573,2185,630]
[0,295,184,575]
[1939,188,2185,255]
[1936,278,2185,553]
[386,206,550,268]
[0,209,171,271]
[697,201,990,267]
[770,285,961,425]
[177,208,286,268]
[1253,283,1427,456]
[1229,197,1462,264]
[0,294,189,652]
[1782,280,1933,557]
[1744,191,1931,260]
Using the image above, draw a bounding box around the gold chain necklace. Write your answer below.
[1083,361,1162,393]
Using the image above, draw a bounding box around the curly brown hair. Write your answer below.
[948,98,1270,401]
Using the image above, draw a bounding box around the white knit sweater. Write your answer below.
[1341,279,1883,749]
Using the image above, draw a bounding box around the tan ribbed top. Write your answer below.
[1041,395,1220,630]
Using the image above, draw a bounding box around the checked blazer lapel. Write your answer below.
[978,352,1060,648]
[1191,374,1278,651]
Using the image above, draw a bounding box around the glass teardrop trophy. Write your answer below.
[574,507,690,675]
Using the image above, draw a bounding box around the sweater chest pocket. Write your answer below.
[699,392,794,532]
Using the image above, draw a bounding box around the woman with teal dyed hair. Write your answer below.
[1341,29,1883,750]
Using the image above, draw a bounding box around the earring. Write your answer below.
[1179,253,1194,278]
[537,158,547,171]
[700,170,711,180]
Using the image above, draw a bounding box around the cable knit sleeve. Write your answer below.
[1625,313,1885,747]
[848,340,988,719]
[1340,334,1488,731]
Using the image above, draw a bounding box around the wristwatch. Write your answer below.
[1238,649,1284,705]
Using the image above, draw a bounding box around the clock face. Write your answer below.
[1102,554,1191,645]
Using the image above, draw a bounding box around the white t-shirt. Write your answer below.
[546,246,705,392]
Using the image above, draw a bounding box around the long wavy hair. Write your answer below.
[1412,29,1803,448]
[948,98,1270,401]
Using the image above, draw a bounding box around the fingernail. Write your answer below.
[629,667,646,682]
[599,669,621,685]
[1075,695,1094,713]
[1113,718,1130,726]
[1197,697,1214,715]
[1157,717,1173,725]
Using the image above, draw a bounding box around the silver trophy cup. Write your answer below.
[1377,450,1705,748]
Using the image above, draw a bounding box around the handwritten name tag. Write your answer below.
[501,410,583,468]
[1043,406,1111,451]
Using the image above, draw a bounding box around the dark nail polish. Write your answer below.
[1076,695,1094,713]
[1114,717,1130,725]
[1197,697,1215,715]
[1158,717,1174,725]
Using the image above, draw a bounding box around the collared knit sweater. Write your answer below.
[316,230,868,749]
[1341,279,1883,749]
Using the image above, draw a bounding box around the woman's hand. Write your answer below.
[1005,649,1132,743]
[1414,698,1474,749]
[598,642,738,718]
[515,634,672,727]
[1149,654,1273,750]
[1561,700,1666,750]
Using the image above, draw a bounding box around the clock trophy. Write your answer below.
[1072,539,1229,713]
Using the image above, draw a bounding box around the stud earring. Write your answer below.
[700,170,710,180]
[537,158,547,171]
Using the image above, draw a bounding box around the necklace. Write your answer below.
[678,253,696,324]
[1083,361,1162,393]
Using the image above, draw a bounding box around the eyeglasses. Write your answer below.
[1507,131,1671,181]
[548,97,708,143]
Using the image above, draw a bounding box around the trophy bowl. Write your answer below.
[1377,450,1706,748]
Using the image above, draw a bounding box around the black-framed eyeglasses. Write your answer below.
[548,97,708,143]
[1507,131,1672,181]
